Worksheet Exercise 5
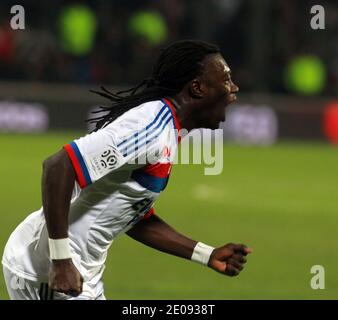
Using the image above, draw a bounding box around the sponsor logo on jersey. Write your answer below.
[162,146,171,157]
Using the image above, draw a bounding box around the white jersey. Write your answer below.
[2,98,181,287]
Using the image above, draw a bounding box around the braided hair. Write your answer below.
[89,40,220,131]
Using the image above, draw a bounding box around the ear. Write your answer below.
[189,79,204,98]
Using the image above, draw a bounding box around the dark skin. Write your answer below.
[43,53,250,297]
[173,53,239,130]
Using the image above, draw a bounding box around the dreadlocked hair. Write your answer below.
[88,40,220,131]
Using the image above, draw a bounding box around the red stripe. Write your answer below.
[143,207,155,219]
[143,163,172,178]
[64,144,87,188]
[163,98,182,143]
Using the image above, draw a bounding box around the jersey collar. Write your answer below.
[162,98,182,143]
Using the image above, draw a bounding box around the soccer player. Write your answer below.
[2,40,251,300]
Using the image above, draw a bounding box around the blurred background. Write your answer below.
[0,0,337,300]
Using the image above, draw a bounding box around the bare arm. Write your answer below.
[42,149,83,296]
[127,214,252,276]
[127,214,197,260]
[42,149,75,238]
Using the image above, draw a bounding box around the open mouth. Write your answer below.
[220,95,237,122]
[229,93,237,102]
[224,94,237,109]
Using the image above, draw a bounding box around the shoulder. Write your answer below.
[98,99,179,158]
[113,100,168,127]
[104,99,174,138]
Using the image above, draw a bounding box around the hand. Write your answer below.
[208,243,252,277]
[49,259,84,296]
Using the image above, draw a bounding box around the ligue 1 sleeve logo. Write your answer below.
[100,149,119,169]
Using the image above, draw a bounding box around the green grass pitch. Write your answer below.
[0,132,337,299]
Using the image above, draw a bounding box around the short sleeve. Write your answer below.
[63,101,173,188]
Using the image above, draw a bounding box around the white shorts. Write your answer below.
[3,266,106,300]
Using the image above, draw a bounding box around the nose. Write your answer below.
[231,81,239,93]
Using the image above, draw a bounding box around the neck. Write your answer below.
[169,94,198,131]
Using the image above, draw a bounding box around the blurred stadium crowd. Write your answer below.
[0,0,337,96]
